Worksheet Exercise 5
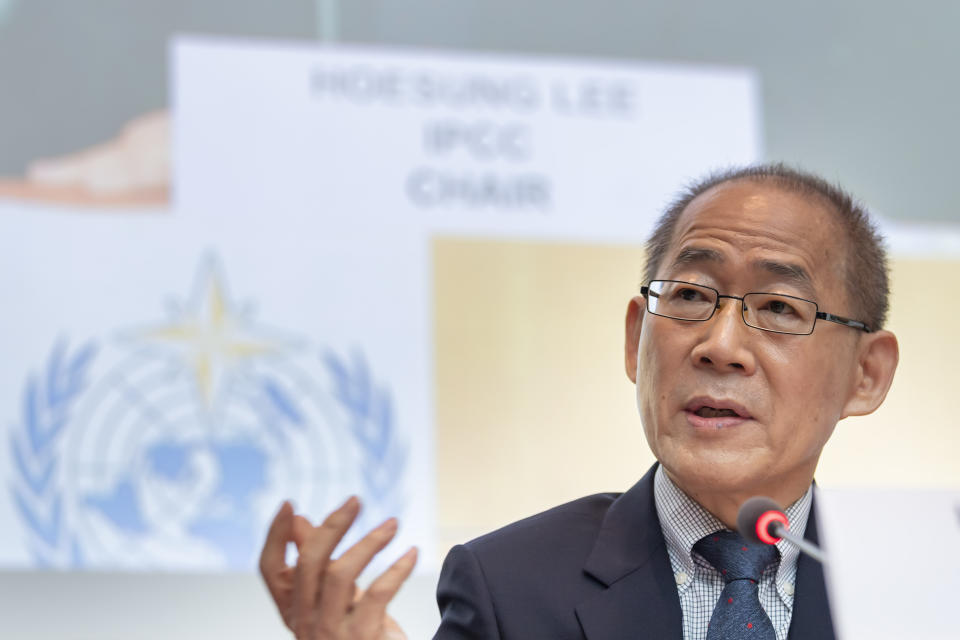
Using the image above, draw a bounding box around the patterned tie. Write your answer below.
[694,530,780,639]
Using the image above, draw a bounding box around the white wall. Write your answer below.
[0,570,441,640]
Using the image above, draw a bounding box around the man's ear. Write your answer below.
[624,296,645,383]
[841,329,899,417]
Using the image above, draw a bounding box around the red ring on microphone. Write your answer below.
[756,510,788,545]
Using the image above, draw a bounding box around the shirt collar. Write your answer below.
[774,482,813,604]
[653,464,814,605]
[654,464,723,578]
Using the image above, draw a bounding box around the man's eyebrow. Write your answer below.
[671,247,724,268]
[670,249,813,291]
[753,259,812,289]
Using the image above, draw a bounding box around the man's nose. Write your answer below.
[690,299,757,374]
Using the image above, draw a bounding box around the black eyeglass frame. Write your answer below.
[639,279,872,335]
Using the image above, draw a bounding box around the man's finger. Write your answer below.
[291,514,312,548]
[260,502,298,627]
[317,517,399,622]
[260,501,294,578]
[293,496,361,638]
[351,547,418,637]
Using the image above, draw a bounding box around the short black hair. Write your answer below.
[643,163,889,330]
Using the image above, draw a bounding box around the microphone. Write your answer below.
[737,496,827,564]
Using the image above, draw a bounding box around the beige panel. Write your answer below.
[434,238,960,554]
[433,238,652,553]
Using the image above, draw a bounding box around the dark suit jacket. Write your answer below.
[434,464,835,639]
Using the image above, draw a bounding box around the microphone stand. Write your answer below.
[771,522,828,564]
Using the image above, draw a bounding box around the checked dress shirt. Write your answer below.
[653,465,813,640]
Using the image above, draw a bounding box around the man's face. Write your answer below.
[630,180,864,502]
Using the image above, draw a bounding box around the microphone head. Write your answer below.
[737,496,788,545]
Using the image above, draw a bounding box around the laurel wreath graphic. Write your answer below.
[9,340,96,567]
[322,348,408,525]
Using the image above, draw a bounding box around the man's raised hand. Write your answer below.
[259,497,418,640]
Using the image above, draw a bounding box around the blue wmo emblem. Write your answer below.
[8,256,407,569]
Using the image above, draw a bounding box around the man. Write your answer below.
[258,164,899,639]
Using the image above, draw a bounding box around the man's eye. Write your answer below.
[676,287,705,301]
[765,299,795,315]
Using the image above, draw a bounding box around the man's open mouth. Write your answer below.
[685,398,752,422]
[693,407,742,418]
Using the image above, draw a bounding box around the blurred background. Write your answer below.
[2,0,959,223]
[1,2,958,638]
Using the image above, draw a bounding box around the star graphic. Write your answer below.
[140,260,278,408]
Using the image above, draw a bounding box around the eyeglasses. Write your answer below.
[639,280,871,335]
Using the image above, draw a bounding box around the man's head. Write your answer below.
[624,165,899,521]
[645,164,890,332]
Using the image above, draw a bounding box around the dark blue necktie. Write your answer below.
[694,530,780,639]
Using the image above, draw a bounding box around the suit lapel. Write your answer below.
[787,490,837,640]
[575,464,684,640]
[573,468,837,639]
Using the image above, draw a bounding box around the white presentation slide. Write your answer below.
[0,38,761,579]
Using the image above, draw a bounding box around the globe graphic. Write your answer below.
[63,346,349,570]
